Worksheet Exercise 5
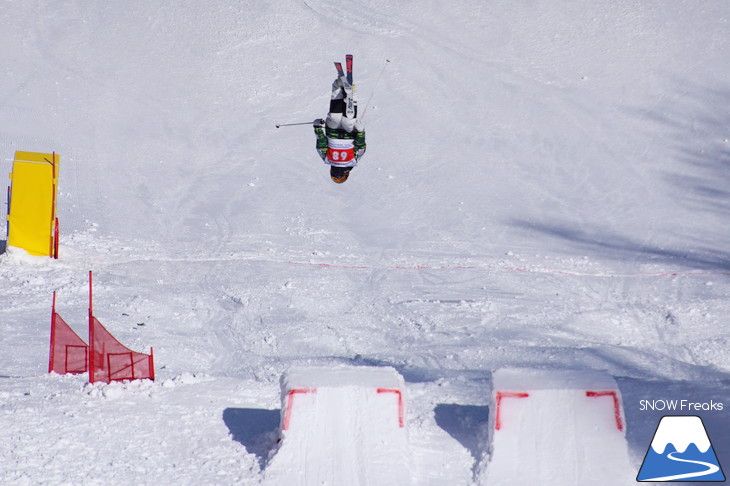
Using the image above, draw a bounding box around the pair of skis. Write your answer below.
[334,54,356,118]
[275,55,355,128]
[334,54,353,86]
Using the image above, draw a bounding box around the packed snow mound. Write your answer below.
[490,368,621,391]
[264,366,410,486]
[282,365,405,389]
[480,368,633,486]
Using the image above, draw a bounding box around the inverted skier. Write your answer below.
[313,73,366,184]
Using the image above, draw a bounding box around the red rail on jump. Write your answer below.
[494,391,530,430]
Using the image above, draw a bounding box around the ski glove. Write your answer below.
[353,130,366,161]
[314,125,328,161]
[313,118,326,128]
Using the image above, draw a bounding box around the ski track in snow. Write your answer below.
[1,1,729,485]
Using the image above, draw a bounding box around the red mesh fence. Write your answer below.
[48,277,155,383]
[89,316,154,384]
[48,312,88,374]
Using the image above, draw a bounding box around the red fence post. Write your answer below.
[88,271,94,383]
[48,291,57,373]
[149,348,155,381]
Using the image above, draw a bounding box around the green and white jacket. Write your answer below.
[314,126,366,168]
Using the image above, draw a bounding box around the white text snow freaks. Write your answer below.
[639,399,724,411]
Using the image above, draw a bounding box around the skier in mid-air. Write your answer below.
[313,56,366,184]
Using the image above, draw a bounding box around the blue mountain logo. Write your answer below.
[637,415,725,482]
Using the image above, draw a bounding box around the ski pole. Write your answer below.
[361,59,390,120]
[275,121,315,128]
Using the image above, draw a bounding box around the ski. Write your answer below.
[334,56,356,118]
[346,54,353,85]
[344,55,355,118]
[334,62,344,78]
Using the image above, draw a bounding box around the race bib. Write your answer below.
[326,138,355,164]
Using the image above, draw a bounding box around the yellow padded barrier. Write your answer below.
[7,151,60,257]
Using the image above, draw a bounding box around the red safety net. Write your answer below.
[89,316,154,384]
[48,311,88,374]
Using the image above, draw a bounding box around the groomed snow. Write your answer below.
[1,1,729,485]
[482,368,633,485]
[265,366,410,485]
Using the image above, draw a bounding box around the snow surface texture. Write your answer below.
[264,366,410,485]
[1,1,729,485]
[481,368,633,485]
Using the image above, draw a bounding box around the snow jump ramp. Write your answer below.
[480,368,634,486]
[263,366,411,486]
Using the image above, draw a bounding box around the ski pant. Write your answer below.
[326,79,363,133]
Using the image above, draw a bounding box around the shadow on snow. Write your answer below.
[222,407,280,469]
[512,80,730,272]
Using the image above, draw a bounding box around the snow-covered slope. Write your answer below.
[482,369,634,485]
[1,1,728,484]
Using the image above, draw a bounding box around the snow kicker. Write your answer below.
[479,368,634,485]
[260,366,637,485]
[263,366,411,486]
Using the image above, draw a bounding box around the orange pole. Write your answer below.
[49,152,57,258]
